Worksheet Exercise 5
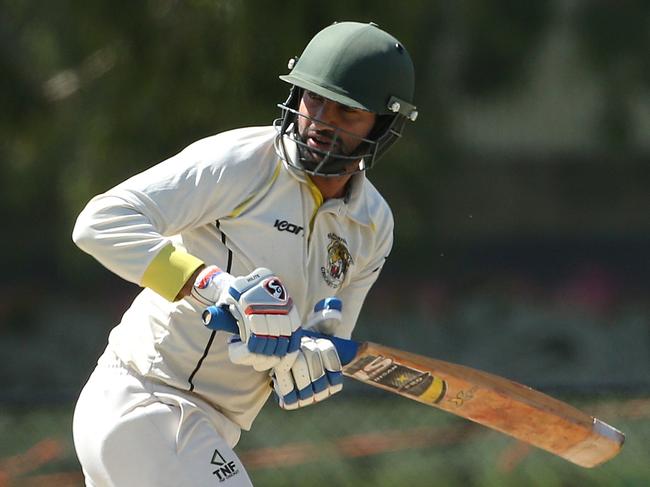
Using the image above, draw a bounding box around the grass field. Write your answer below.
[0,394,647,486]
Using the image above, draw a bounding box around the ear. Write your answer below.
[367,114,395,141]
[286,85,304,110]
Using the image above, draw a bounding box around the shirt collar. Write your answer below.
[279,135,373,227]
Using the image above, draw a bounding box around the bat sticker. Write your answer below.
[447,386,478,407]
[346,354,447,404]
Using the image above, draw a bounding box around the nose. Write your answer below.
[312,100,338,129]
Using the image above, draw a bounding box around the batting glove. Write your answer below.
[304,297,343,335]
[191,265,235,306]
[272,297,344,409]
[194,266,302,371]
[272,335,343,410]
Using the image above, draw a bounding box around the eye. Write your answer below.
[341,105,359,113]
[306,91,324,102]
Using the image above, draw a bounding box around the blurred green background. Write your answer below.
[1,0,648,485]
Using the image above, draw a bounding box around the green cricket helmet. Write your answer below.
[274,21,418,177]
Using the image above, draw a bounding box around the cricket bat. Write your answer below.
[202,306,624,468]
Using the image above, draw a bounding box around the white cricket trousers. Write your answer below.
[73,351,254,486]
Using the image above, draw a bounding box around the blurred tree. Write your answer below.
[0,0,647,294]
[452,0,552,97]
[572,0,650,153]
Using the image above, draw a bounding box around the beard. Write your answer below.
[294,125,366,176]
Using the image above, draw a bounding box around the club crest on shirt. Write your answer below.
[321,233,354,289]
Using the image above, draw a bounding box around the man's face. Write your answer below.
[297,91,377,163]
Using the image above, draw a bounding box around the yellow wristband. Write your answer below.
[141,244,204,301]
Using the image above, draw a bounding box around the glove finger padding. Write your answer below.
[228,338,290,372]
[273,336,343,410]
[316,338,343,393]
[220,268,302,371]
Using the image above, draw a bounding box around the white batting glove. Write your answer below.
[272,297,344,409]
[304,297,343,335]
[191,265,236,306]
[272,336,343,410]
[195,266,302,372]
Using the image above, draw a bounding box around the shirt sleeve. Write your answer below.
[72,194,204,300]
[72,129,277,301]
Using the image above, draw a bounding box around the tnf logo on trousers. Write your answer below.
[211,449,239,482]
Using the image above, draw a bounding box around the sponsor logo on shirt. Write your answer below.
[211,449,240,482]
[274,219,304,235]
[321,233,354,289]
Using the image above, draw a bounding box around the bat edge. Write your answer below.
[560,418,625,468]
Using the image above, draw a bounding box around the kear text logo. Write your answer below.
[274,219,303,235]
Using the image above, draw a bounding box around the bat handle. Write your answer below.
[202,305,359,366]
[202,305,240,334]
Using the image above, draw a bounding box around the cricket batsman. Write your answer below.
[72,21,417,486]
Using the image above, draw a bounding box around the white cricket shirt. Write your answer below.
[73,126,393,430]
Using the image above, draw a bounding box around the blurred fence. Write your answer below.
[0,392,648,486]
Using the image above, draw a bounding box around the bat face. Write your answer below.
[343,342,624,468]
